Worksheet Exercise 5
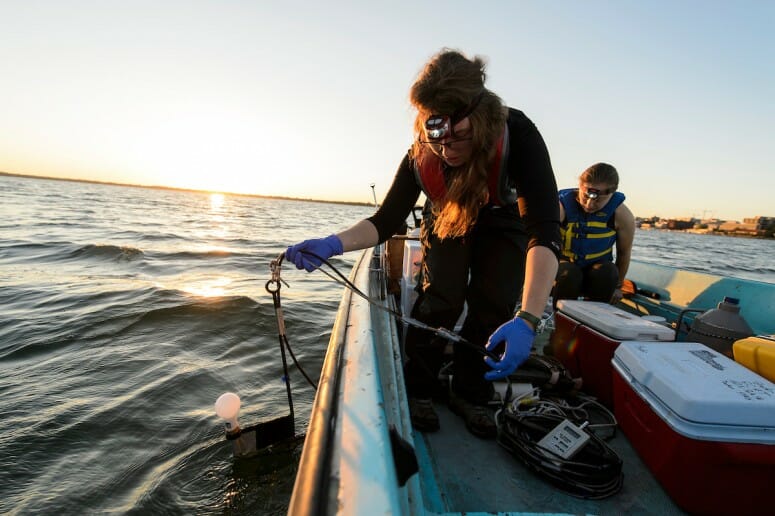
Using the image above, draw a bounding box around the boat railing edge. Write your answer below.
[286,249,365,516]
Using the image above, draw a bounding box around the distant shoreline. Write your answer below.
[0,171,374,208]
[4,172,772,237]
[638,226,774,240]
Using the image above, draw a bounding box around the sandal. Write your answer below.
[449,393,496,439]
[408,398,440,432]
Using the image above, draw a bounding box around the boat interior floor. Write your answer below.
[416,400,687,515]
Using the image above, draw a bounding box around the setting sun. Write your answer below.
[210,192,225,210]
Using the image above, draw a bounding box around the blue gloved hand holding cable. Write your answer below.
[285,234,343,272]
[483,316,535,380]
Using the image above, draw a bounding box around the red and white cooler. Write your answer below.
[549,300,674,406]
[613,341,775,515]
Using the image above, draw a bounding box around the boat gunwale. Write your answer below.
[286,250,361,515]
[288,247,423,514]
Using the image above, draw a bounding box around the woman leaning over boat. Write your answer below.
[285,49,561,438]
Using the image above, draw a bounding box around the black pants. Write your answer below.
[553,260,618,305]
[403,204,527,404]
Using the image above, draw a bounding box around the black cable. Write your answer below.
[282,333,318,390]
[303,250,500,362]
[273,248,503,396]
[496,403,623,499]
[286,249,625,497]
[266,252,319,392]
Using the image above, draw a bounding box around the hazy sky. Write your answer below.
[1,1,772,220]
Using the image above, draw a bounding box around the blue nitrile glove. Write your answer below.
[285,234,343,272]
[483,317,535,381]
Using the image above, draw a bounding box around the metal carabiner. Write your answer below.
[266,252,289,294]
[266,278,281,294]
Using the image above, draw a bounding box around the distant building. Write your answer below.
[636,215,774,238]
[744,216,775,230]
[666,218,695,230]
[719,216,775,236]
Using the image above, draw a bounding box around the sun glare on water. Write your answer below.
[210,193,225,210]
[183,277,232,298]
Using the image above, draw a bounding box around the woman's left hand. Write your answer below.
[483,317,535,380]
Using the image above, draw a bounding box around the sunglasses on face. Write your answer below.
[581,185,616,200]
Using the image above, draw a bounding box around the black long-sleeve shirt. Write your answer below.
[367,108,561,256]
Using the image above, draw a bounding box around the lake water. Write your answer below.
[1,174,773,515]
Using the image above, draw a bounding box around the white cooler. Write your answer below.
[550,300,674,406]
[612,341,775,515]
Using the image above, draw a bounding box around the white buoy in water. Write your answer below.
[215,392,258,457]
[215,392,241,434]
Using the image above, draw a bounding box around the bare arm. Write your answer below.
[336,219,380,252]
[614,203,635,281]
[519,245,558,327]
[611,203,635,302]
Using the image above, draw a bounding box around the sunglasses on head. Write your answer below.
[582,186,616,200]
[421,91,484,143]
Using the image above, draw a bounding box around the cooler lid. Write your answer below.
[556,300,674,341]
[613,341,775,430]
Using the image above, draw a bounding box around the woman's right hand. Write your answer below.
[285,234,343,272]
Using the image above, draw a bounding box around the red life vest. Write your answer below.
[413,124,516,206]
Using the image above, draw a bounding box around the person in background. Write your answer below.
[554,163,635,305]
[285,49,561,439]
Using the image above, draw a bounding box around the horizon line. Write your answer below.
[0,170,374,208]
[3,170,765,221]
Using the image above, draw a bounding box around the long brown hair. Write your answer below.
[409,49,507,239]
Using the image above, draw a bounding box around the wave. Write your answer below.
[712,262,775,280]
[0,241,145,264]
[116,295,260,331]
[0,288,267,361]
[0,285,161,358]
[162,249,242,260]
[3,240,258,266]
[66,243,145,262]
